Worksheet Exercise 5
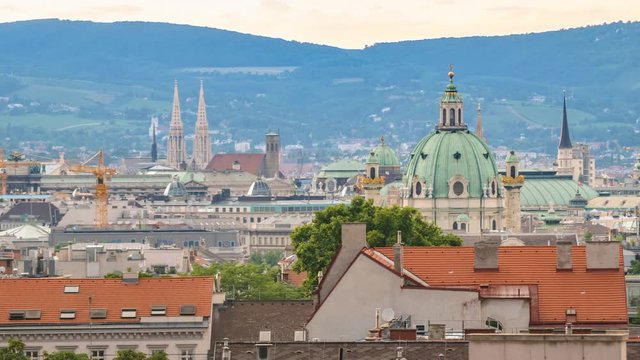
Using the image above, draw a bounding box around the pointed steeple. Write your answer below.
[476,102,486,142]
[193,80,212,170]
[151,122,158,163]
[167,80,186,169]
[559,92,572,149]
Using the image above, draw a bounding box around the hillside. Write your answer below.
[0,19,638,161]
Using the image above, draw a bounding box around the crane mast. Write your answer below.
[69,150,116,228]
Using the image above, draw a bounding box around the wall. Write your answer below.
[481,299,530,333]
[306,254,483,341]
[468,333,627,360]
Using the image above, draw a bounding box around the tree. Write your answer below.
[113,350,147,360]
[146,351,168,360]
[249,250,283,266]
[43,352,89,360]
[0,338,28,360]
[583,230,593,241]
[191,262,307,300]
[291,197,462,290]
[628,260,640,275]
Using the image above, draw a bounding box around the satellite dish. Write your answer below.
[0,266,5,274]
[381,308,395,322]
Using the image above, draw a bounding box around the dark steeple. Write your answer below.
[151,122,158,163]
[559,93,572,149]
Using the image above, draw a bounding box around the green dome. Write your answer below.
[371,143,400,167]
[405,130,499,198]
[366,151,379,164]
[506,150,519,163]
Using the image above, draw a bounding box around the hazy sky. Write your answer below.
[0,0,637,48]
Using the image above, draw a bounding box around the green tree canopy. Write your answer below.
[291,197,462,290]
[113,350,147,360]
[43,352,89,360]
[249,250,283,266]
[0,338,28,360]
[146,351,168,360]
[191,262,307,300]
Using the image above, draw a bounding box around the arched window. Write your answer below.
[510,166,516,178]
[442,109,447,126]
[492,219,497,230]
[458,109,462,125]
[491,181,496,196]
[452,221,458,230]
[415,182,422,196]
[449,108,456,126]
[461,223,467,231]
[370,167,376,179]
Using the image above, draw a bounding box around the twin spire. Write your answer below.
[166,80,212,170]
[559,92,572,149]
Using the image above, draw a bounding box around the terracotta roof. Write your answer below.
[0,277,213,325]
[375,246,627,326]
[206,154,265,176]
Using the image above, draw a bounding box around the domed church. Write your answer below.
[401,68,505,232]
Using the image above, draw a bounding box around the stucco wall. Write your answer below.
[307,254,483,341]
[481,298,530,333]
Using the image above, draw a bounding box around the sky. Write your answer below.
[0,0,638,48]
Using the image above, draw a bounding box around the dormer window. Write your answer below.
[60,309,76,319]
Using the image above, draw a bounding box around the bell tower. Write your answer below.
[438,65,465,130]
[503,150,524,233]
[264,131,280,178]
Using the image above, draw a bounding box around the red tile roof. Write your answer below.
[375,246,627,326]
[206,154,265,176]
[0,277,213,325]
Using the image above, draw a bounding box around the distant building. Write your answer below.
[167,80,187,170]
[206,132,281,178]
[555,95,596,186]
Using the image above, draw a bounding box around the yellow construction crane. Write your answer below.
[69,150,116,228]
[0,148,42,195]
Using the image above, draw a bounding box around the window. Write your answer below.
[485,317,503,331]
[442,109,447,126]
[452,181,464,196]
[64,285,80,293]
[256,346,269,360]
[416,324,427,336]
[180,304,197,316]
[510,166,516,178]
[491,181,496,196]
[415,182,422,196]
[25,350,39,360]
[492,219,497,231]
[90,309,107,319]
[452,221,458,230]
[369,167,376,178]
[458,109,462,124]
[60,309,76,319]
[91,350,105,360]
[461,223,467,231]
[121,309,137,318]
[449,108,455,126]
[180,349,194,360]
[151,305,166,316]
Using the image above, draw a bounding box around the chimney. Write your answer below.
[556,240,573,270]
[586,241,620,270]
[474,239,499,270]
[393,230,403,273]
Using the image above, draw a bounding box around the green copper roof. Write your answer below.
[371,143,400,167]
[404,130,499,198]
[318,160,365,179]
[366,152,379,164]
[520,178,599,208]
[506,150,519,163]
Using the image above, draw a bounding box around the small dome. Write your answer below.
[163,176,188,197]
[506,150,519,163]
[370,137,400,167]
[247,179,271,196]
[366,151,379,164]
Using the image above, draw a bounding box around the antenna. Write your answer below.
[381,307,395,322]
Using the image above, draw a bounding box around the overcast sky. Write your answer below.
[0,0,637,48]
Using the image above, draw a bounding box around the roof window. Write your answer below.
[60,309,76,319]
[179,304,197,316]
[121,309,137,318]
[64,285,80,293]
[90,309,107,319]
[9,309,41,320]
[150,305,166,316]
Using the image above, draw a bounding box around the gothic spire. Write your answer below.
[476,102,486,142]
[196,80,208,128]
[170,79,183,128]
[193,80,212,169]
[151,122,157,163]
[559,92,572,149]
[167,80,186,168]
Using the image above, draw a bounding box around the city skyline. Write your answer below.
[0,0,637,48]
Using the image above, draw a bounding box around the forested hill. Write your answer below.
[0,19,638,156]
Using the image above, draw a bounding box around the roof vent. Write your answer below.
[259,331,272,342]
[151,305,167,316]
[64,285,80,293]
[9,310,25,320]
[90,309,107,319]
[25,309,41,320]
[122,273,139,284]
[180,304,197,316]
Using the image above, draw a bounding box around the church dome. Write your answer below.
[370,136,400,167]
[405,130,499,198]
[247,179,271,196]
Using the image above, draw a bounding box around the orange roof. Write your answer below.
[206,153,265,176]
[0,277,213,325]
[375,246,627,326]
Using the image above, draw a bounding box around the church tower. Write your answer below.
[503,150,524,233]
[438,65,465,129]
[150,122,158,163]
[193,80,212,169]
[476,102,486,143]
[167,80,186,169]
[264,131,280,178]
[556,93,573,176]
